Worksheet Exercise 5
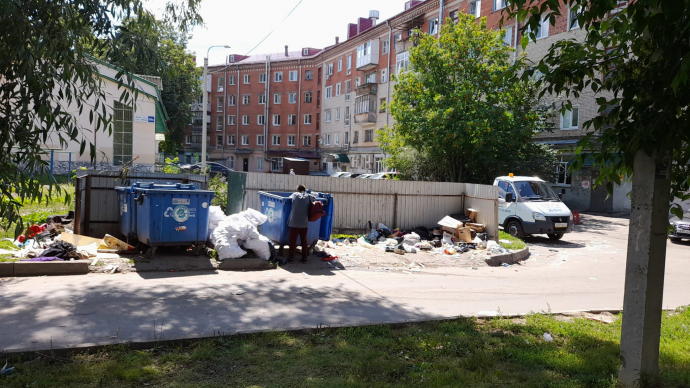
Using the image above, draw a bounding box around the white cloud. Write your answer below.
[145,0,407,66]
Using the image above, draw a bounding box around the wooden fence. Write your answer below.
[227,172,500,239]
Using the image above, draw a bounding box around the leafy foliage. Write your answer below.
[209,174,228,211]
[381,14,557,183]
[507,0,690,217]
[0,0,202,234]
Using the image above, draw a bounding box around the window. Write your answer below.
[335,83,341,96]
[288,114,296,125]
[258,93,266,105]
[258,115,265,125]
[394,32,402,42]
[305,92,312,103]
[257,157,263,171]
[380,98,387,113]
[242,115,249,125]
[303,135,311,146]
[357,42,371,59]
[556,157,573,185]
[113,102,133,165]
[497,181,517,200]
[185,135,192,145]
[303,48,310,56]
[337,59,342,72]
[469,0,480,17]
[257,135,265,145]
[324,134,330,145]
[216,116,224,131]
[272,93,280,104]
[381,69,387,83]
[353,131,359,144]
[305,70,313,80]
[382,39,389,54]
[346,55,352,74]
[304,114,312,124]
[325,86,333,99]
[227,134,235,145]
[493,0,506,11]
[214,135,222,150]
[288,92,297,104]
[259,73,266,83]
[365,72,376,84]
[274,71,283,82]
[569,5,582,29]
[216,96,224,112]
[345,107,350,125]
[335,108,340,121]
[271,160,281,171]
[429,18,439,35]
[243,74,250,84]
[229,55,235,63]
[503,26,513,46]
[325,109,331,122]
[345,131,349,145]
[326,63,334,75]
[334,133,340,145]
[241,135,249,145]
[228,156,234,169]
[217,76,224,91]
[192,111,202,125]
[561,106,580,129]
[365,129,374,142]
[450,10,459,23]
[228,95,236,106]
[287,135,296,146]
[289,70,298,81]
[396,52,410,74]
[273,114,281,126]
[345,81,351,101]
[227,115,235,125]
[242,95,250,105]
[272,135,280,145]
[229,75,236,85]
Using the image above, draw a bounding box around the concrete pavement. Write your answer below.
[1,213,689,353]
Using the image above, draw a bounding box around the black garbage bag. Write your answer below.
[414,226,430,240]
[38,240,77,259]
[476,233,489,242]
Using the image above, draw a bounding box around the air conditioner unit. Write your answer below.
[326,74,331,80]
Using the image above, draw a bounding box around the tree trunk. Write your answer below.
[457,157,464,183]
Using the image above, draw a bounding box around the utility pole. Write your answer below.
[201,45,230,169]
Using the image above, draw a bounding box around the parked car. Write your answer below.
[368,172,399,180]
[669,219,690,242]
[180,162,233,176]
[341,173,363,178]
[356,174,374,179]
[330,172,348,178]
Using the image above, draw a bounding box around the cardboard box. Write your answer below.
[456,227,473,243]
[465,208,478,222]
[441,226,459,236]
[465,223,485,233]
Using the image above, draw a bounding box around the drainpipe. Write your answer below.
[297,59,302,151]
[513,16,518,64]
[386,20,392,128]
[223,56,228,158]
[438,0,444,35]
[235,65,240,154]
[264,56,271,158]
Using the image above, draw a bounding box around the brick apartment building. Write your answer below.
[182,0,631,212]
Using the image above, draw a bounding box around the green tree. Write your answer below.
[381,13,556,183]
[98,16,202,154]
[0,0,202,234]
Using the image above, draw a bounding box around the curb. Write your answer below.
[11,260,90,277]
[217,258,276,271]
[0,262,13,277]
[484,247,530,266]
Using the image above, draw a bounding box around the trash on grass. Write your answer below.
[543,333,554,342]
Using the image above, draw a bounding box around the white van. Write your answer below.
[494,175,574,240]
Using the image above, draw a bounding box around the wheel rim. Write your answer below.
[509,224,518,237]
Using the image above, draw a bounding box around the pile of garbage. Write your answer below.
[208,206,276,261]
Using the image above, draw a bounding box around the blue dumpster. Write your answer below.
[258,192,327,254]
[115,186,137,242]
[311,191,334,241]
[133,183,215,258]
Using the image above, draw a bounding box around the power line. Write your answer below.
[244,0,304,56]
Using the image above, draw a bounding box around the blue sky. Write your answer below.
[146,0,408,66]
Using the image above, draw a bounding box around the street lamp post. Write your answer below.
[202,45,231,169]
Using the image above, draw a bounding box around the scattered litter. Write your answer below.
[402,270,412,274]
[499,239,511,245]
[231,289,246,295]
[543,333,554,342]
[1,360,14,376]
[302,272,309,279]
[103,264,119,274]
[90,258,100,266]
[502,263,511,267]
[471,267,478,270]
[549,249,559,252]
[589,277,597,281]
[525,339,530,344]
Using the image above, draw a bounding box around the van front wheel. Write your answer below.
[506,220,525,240]
[548,233,564,240]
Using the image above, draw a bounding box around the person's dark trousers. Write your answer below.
[288,227,309,262]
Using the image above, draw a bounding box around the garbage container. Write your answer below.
[115,186,137,243]
[133,183,215,258]
[258,191,326,255]
[311,191,334,241]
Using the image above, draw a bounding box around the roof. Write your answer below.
[331,154,350,163]
[496,176,546,182]
[210,50,323,68]
[284,157,309,162]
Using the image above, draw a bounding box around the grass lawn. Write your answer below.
[2,308,689,387]
[499,231,527,250]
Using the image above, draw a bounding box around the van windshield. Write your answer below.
[514,181,559,201]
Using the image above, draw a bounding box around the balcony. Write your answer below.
[354,95,377,124]
[191,103,211,113]
[356,40,379,71]
[356,81,378,96]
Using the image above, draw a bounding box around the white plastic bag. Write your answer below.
[239,208,268,226]
[243,235,272,260]
[404,232,421,244]
[442,232,454,246]
[357,237,375,249]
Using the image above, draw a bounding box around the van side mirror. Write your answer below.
[506,193,515,203]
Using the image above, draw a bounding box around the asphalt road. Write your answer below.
[1,213,689,352]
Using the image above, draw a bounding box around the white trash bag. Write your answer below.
[243,235,272,260]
